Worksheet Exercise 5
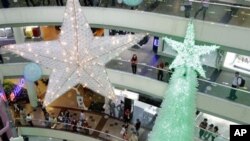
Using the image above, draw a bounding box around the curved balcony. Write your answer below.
[0,6,250,55]
[14,110,229,141]
[1,0,250,28]
[0,60,250,124]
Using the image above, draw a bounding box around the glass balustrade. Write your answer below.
[14,117,229,141]
[15,118,126,141]
[0,53,249,106]
[105,59,250,106]
[0,0,250,28]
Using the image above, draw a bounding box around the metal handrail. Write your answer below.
[112,58,250,94]
[15,117,229,141]
[15,118,126,141]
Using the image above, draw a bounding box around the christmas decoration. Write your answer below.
[24,63,42,82]
[2,0,143,106]
[123,0,143,6]
[149,22,219,141]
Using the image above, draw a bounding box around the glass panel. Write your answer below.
[14,118,229,141]
[0,0,250,28]
[106,59,250,106]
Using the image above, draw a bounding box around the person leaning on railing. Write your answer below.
[211,126,219,141]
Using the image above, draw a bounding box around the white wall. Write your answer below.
[0,7,250,53]
[1,63,250,123]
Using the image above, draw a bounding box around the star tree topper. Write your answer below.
[2,0,143,106]
[164,22,219,77]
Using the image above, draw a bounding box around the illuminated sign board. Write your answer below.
[10,78,25,101]
[224,52,250,75]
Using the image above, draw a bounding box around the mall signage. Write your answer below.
[10,78,25,101]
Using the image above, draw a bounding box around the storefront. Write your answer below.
[223,52,250,75]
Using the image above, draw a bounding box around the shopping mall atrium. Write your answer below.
[0,0,250,141]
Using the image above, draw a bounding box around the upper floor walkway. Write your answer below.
[0,1,250,55]
[1,60,250,124]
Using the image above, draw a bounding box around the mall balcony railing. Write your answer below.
[13,117,229,141]
[0,0,250,28]
[14,118,127,141]
[105,58,250,106]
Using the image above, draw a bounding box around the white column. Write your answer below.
[26,81,38,108]
[104,29,109,36]
[13,27,25,44]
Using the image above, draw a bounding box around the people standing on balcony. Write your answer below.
[157,60,165,81]
[131,54,138,74]
[211,126,219,141]
[19,107,26,125]
[117,100,124,120]
[79,110,85,121]
[183,0,192,18]
[203,124,214,140]
[227,71,242,100]
[51,116,57,129]
[124,108,131,123]
[26,113,33,126]
[71,119,77,132]
[194,0,209,20]
[199,118,208,139]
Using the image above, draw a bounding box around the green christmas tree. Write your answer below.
[149,22,219,141]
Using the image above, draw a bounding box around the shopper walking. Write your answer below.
[131,54,138,74]
[194,0,209,20]
[227,71,242,100]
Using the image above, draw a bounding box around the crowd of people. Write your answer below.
[16,104,91,135]
[199,118,220,141]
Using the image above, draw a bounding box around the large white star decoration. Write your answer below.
[2,0,144,106]
[163,22,219,77]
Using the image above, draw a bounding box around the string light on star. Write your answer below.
[2,0,144,106]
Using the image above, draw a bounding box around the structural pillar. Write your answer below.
[104,29,109,36]
[26,81,38,108]
[13,27,25,44]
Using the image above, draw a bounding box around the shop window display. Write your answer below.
[0,28,13,38]
[224,52,250,75]
[23,26,41,39]
[3,79,29,104]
